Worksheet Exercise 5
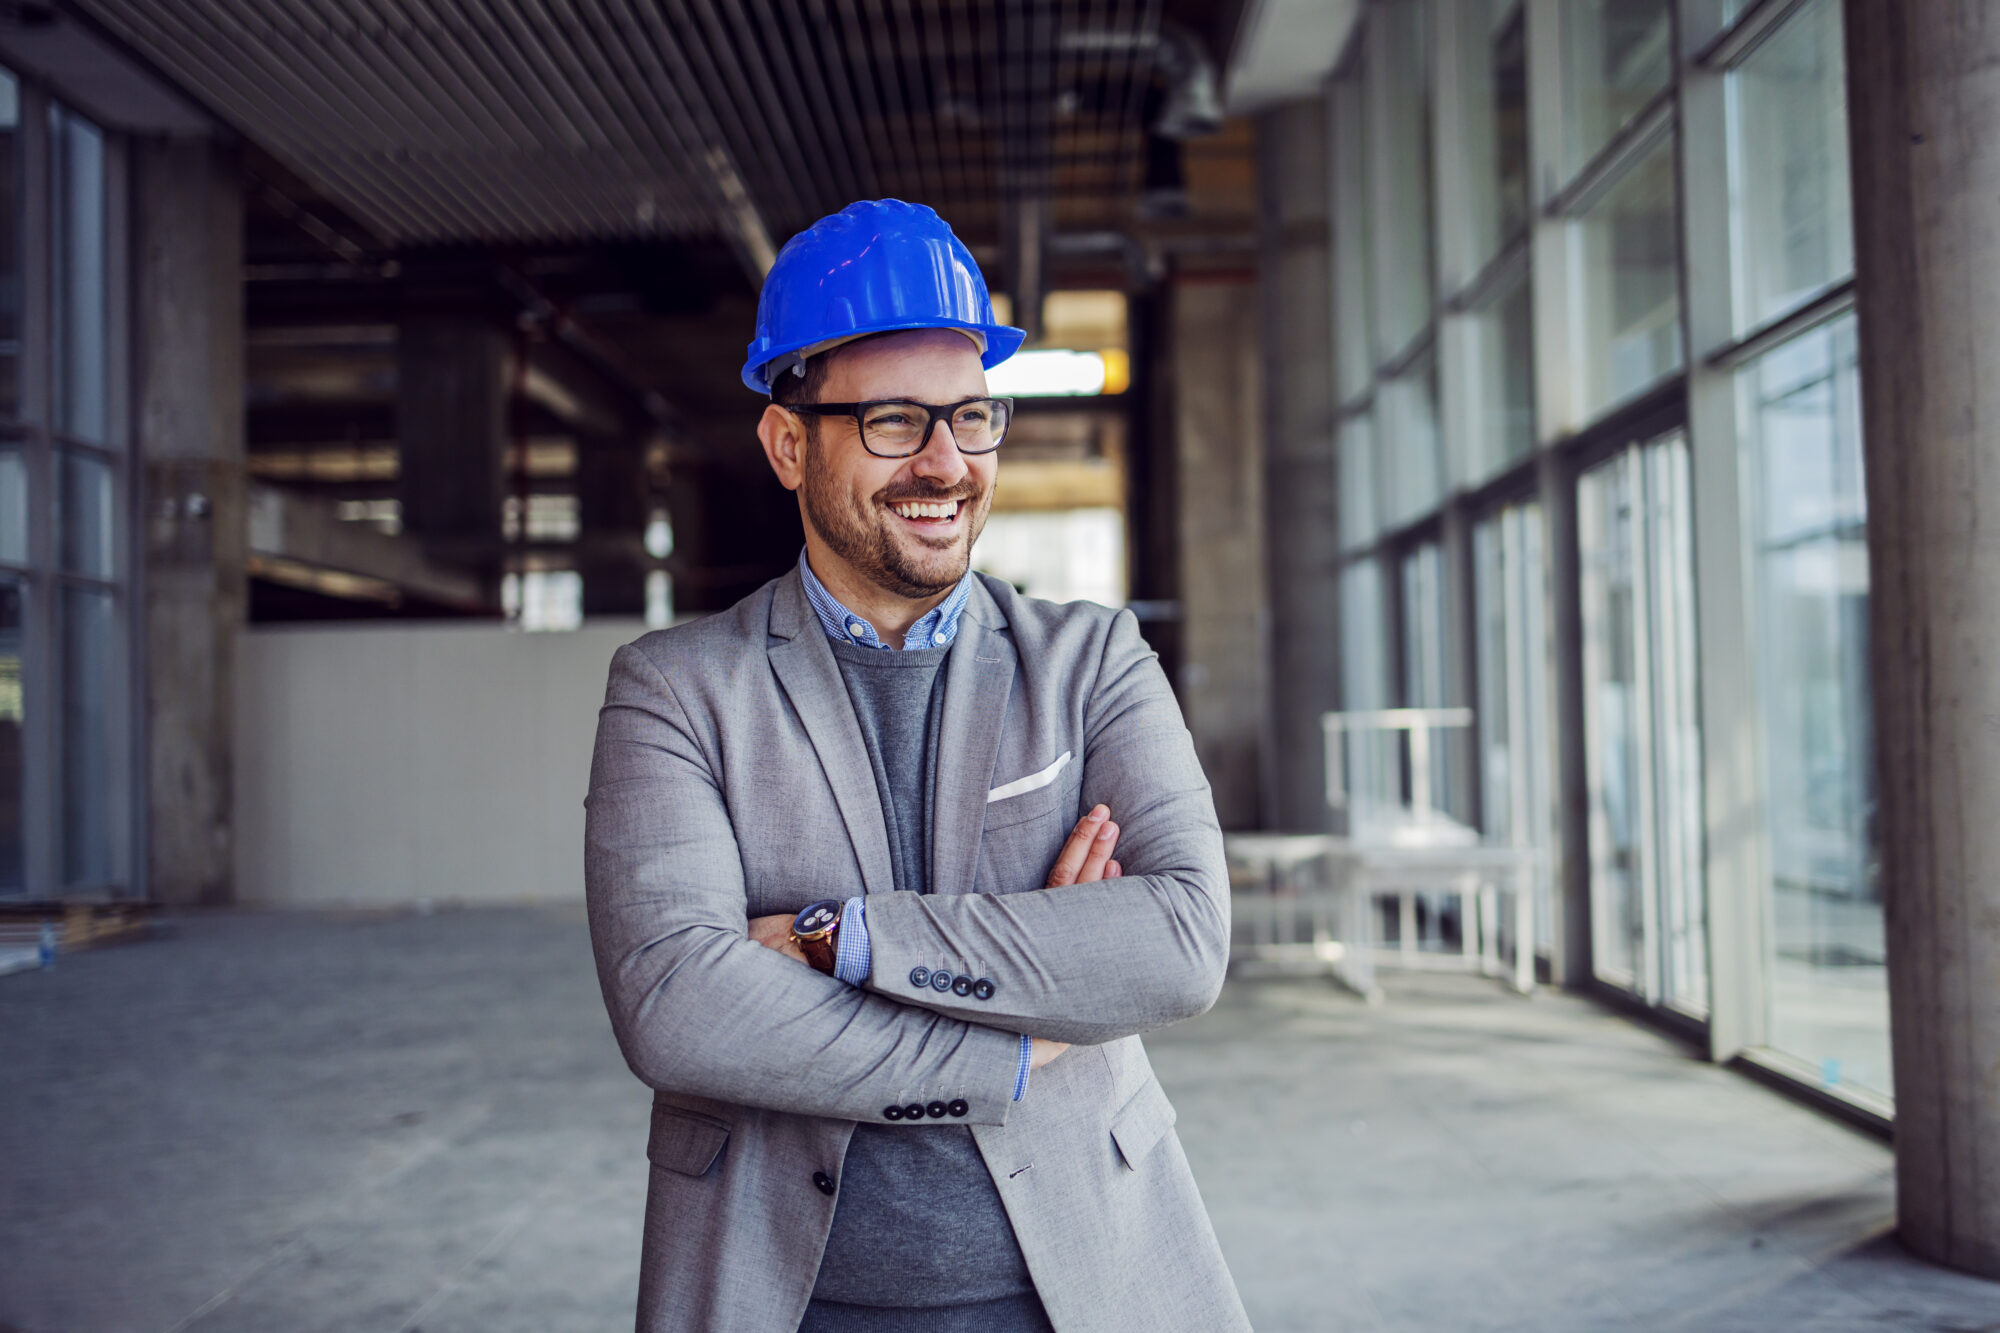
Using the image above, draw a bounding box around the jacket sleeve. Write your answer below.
[857,608,1232,1046]
[584,642,1023,1123]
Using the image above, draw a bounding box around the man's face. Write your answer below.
[795,329,997,601]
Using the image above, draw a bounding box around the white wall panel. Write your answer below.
[234,619,645,907]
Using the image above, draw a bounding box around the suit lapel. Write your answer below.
[767,572,896,897]
[932,580,1017,897]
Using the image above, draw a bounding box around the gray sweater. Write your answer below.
[809,639,1038,1312]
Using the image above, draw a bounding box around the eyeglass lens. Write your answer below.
[859,400,1011,455]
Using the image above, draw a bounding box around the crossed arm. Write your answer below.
[584,610,1229,1123]
[748,806,1133,1074]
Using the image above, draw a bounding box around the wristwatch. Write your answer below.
[790,899,844,976]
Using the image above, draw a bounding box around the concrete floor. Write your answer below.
[1,909,1994,1333]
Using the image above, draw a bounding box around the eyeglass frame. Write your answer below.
[781,397,1016,458]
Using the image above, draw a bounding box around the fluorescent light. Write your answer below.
[987,349,1109,397]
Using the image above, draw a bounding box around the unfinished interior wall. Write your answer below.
[234,621,643,906]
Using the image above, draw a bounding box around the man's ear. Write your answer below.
[757,403,806,492]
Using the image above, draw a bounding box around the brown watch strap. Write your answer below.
[796,927,838,975]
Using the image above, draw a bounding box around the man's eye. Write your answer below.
[867,412,916,428]
[954,406,992,425]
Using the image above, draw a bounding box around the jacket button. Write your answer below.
[951,975,973,997]
[972,978,996,1001]
[903,1102,925,1120]
[948,1099,969,1117]
[930,971,953,992]
[813,1171,836,1195]
[926,1100,949,1119]
[884,1105,905,1120]
[909,966,931,989]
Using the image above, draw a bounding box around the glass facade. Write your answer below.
[1561,0,1674,178]
[1327,1,1877,1108]
[1567,133,1683,420]
[0,74,132,901]
[1578,436,1706,1012]
[1726,0,1852,331]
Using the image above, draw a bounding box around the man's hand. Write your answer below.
[749,913,808,964]
[1045,804,1123,887]
[1031,805,1129,1070]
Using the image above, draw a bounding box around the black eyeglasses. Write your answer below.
[784,397,1015,458]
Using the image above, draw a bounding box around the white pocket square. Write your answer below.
[987,751,1073,804]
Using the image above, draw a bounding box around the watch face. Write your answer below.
[793,902,840,936]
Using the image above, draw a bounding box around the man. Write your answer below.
[585,199,1248,1333]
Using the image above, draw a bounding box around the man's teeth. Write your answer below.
[892,500,959,520]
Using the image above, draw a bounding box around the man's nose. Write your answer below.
[907,417,968,485]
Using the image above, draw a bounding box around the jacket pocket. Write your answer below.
[647,1105,730,1177]
[1109,1076,1178,1171]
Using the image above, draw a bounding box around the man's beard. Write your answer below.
[800,435,986,600]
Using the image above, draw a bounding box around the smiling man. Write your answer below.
[584,200,1248,1333]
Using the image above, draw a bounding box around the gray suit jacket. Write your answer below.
[584,568,1250,1333]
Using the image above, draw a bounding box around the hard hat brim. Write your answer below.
[742,318,1026,395]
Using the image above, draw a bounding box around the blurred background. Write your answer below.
[3,0,1999,1329]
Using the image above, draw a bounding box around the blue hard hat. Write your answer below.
[741,199,1026,395]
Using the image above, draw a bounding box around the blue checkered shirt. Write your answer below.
[798,552,1033,1101]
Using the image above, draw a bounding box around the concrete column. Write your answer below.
[1171,274,1267,831]
[137,137,244,906]
[1257,99,1340,834]
[396,316,510,565]
[1844,0,2000,1279]
[577,440,648,618]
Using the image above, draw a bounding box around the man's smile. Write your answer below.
[887,496,967,529]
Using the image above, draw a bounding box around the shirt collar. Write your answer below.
[797,549,973,651]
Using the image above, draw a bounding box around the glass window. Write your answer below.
[0,444,22,564]
[1338,558,1395,832]
[1578,432,1707,1012]
[1332,65,1375,402]
[1401,540,1472,827]
[1727,0,1854,332]
[52,106,108,446]
[1370,0,1435,358]
[0,71,18,421]
[1379,353,1441,528]
[0,576,20,893]
[1562,0,1674,177]
[1568,134,1683,422]
[1455,0,1529,273]
[1740,314,1886,1096]
[1338,412,1378,551]
[1475,502,1557,954]
[60,450,113,578]
[61,585,118,886]
[1466,266,1535,479]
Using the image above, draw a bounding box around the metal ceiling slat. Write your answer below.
[686,0,822,222]
[83,0,465,240]
[565,0,716,234]
[862,0,943,209]
[828,0,908,204]
[237,0,539,234]
[722,1,855,221]
[785,0,884,201]
[757,0,867,211]
[675,0,814,229]
[372,0,643,236]
[626,1,799,232]
[484,0,670,236]
[433,0,694,236]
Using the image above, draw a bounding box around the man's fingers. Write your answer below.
[1107,859,1122,878]
[1045,804,1110,887]
[1029,1037,1070,1070]
[1074,819,1118,883]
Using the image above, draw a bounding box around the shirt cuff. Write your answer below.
[1013,1033,1032,1101]
[833,896,871,986]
